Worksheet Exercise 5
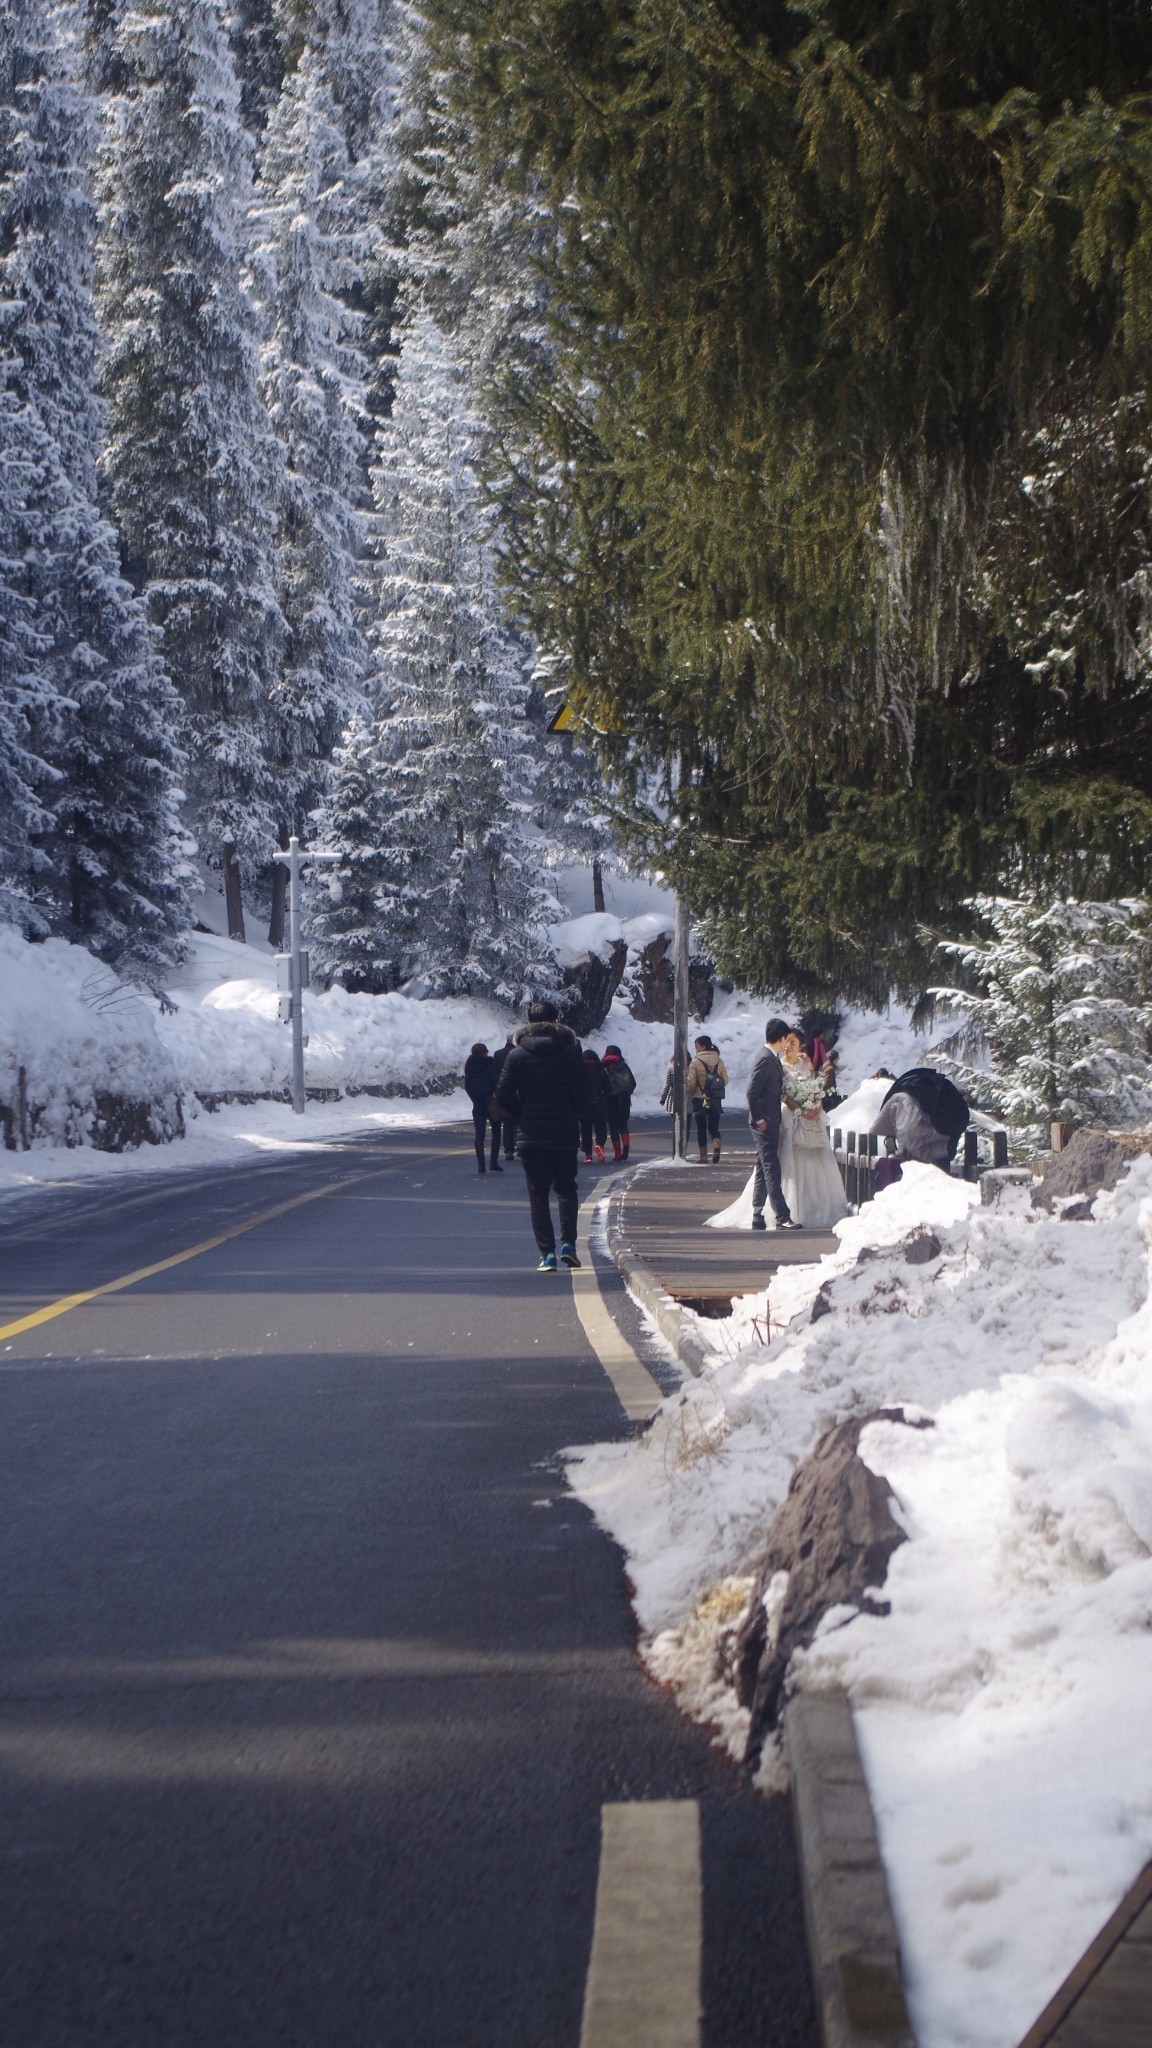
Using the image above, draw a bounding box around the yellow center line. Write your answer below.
[0,1158,414,1344]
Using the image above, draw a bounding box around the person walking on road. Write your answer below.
[580,1048,610,1163]
[601,1044,636,1160]
[746,1018,801,1229]
[494,999,591,1271]
[687,1034,729,1162]
[491,1034,518,1160]
[463,1043,502,1175]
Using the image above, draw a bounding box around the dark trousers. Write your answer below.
[606,1099,631,1138]
[751,1124,791,1223]
[579,1110,608,1154]
[501,1116,517,1157]
[693,1103,721,1145]
[472,1103,500,1169]
[519,1146,579,1255]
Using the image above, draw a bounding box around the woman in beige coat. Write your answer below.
[686,1035,730,1162]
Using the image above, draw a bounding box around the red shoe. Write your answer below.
[583,1152,593,1164]
[594,1144,605,1162]
[611,1137,622,1160]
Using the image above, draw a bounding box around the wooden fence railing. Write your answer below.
[829,1124,1010,1207]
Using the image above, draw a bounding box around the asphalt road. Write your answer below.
[0,1121,815,2048]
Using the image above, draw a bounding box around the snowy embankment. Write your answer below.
[1,883,923,1185]
[568,1162,1152,2048]
[0,928,182,1153]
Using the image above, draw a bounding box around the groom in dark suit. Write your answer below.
[746,1018,801,1230]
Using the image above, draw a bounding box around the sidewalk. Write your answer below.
[610,1139,838,1314]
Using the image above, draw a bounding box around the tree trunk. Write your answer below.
[222,841,246,943]
[592,854,605,914]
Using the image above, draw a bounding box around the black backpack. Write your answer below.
[606,1059,635,1100]
[703,1061,726,1108]
[885,1069,969,1156]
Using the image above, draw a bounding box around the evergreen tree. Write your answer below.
[932,895,1152,1135]
[394,12,613,910]
[227,0,285,138]
[307,706,391,989]
[0,379,54,930]
[350,305,550,1000]
[1,0,186,969]
[96,0,285,941]
[249,43,372,938]
[418,0,1152,989]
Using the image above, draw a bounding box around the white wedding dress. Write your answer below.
[706,1067,849,1231]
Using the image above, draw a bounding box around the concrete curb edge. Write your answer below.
[785,1690,916,2048]
[602,1173,712,1378]
[601,1175,917,2047]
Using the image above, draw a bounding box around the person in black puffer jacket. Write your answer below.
[490,1034,518,1159]
[580,1049,610,1163]
[494,1000,591,1270]
[463,1042,502,1174]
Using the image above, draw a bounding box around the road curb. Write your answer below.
[785,1691,916,2048]
[604,1175,917,2045]
[602,1173,712,1378]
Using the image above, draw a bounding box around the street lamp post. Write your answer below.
[273,835,340,1114]
[672,892,690,1158]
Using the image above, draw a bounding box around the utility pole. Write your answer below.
[273,835,340,1114]
[672,892,690,1157]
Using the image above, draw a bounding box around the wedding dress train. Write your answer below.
[706,1107,849,1231]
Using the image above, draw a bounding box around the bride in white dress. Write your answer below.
[706,1038,849,1231]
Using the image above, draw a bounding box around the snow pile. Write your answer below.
[157,933,513,1098]
[568,1160,1152,2048]
[549,911,626,970]
[0,928,181,1149]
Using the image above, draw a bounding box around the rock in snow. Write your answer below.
[734,1407,931,1759]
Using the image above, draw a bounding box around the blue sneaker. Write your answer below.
[559,1243,581,1268]
[537,1251,558,1273]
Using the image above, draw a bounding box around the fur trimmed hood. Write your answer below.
[512,1020,581,1055]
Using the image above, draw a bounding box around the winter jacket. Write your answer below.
[869,1092,951,1166]
[582,1052,610,1111]
[686,1048,728,1104]
[463,1051,499,1109]
[601,1051,636,1101]
[494,1021,591,1149]
[746,1044,784,1131]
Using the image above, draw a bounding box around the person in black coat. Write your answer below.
[463,1042,502,1174]
[746,1017,799,1229]
[494,999,592,1269]
[601,1044,636,1160]
[580,1049,610,1162]
[490,1035,517,1159]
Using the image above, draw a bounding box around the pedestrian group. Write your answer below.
[470,1002,969,1268]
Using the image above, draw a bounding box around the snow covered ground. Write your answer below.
[567,1161,1152,2048]
[0,891,930,1187]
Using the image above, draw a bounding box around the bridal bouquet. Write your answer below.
[786,1069,825,1113]
[786,1067,828,1147]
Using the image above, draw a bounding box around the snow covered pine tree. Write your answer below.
[933,894,1152,1136]
[325,304,550,999]
[96,0,284,942]
[0,0,185,969]
[249,44,373,944]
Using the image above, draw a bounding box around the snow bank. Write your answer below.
[568,1160,1152,2048]
[0,928,181,1150]
[159,935,512,1099]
